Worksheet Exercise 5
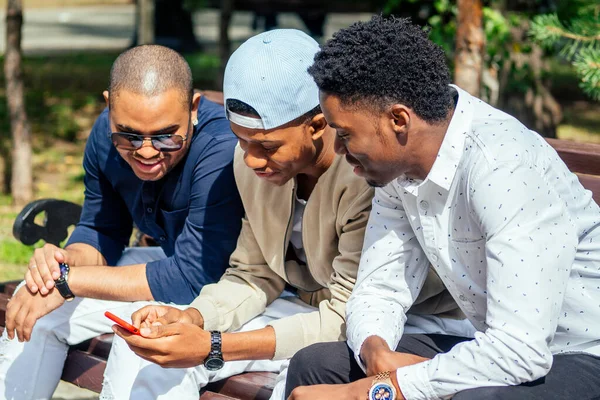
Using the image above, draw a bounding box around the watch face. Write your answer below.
[204,357,224,371]
[369,383,395,400]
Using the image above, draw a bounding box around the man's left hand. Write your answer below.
[5,286,65,342]
[113,322,211,368]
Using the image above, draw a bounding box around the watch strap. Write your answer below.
[54,263,75,301]
[369,371,396,400]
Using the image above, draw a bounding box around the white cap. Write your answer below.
[223,29,320,130]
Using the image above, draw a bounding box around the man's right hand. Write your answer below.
[25,244,71,295]
[131,305,204,332]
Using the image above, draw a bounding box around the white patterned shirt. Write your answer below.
[346,86,600,400]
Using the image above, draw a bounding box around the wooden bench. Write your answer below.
[1,137,599,398]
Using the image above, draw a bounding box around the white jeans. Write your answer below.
[100,294,316,400]
[0,247,166,400]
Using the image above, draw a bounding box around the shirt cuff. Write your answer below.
[189,296,221,331]
[395,361,437,400]
[267,314,306,360]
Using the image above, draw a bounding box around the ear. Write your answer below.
[190,91,202,121]
[103,90,110,108]
[389,104,410,136]
[306,113,328,141]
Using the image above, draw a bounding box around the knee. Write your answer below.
[286,343,341,394]
[289,343,333,380]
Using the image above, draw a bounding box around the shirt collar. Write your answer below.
[422,84,474,192]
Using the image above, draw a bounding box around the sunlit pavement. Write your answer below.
[0,5,372,55]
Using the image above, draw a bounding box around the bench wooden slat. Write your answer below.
[576,173,600,205]
[1,281,19,297]
[546,138,600,176]
[70,333,114,359]
[200,392,238,399]
[60,350,107,393]
[207,371,277,400]
[0,292,10,324]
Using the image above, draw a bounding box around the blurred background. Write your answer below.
[0,0,597,398]
[0,0,598,287]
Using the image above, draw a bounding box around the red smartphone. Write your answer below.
[105,311,140,335]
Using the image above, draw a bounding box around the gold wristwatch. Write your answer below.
[368,372,397,400]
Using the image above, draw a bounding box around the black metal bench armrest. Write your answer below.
[12,199,82,247]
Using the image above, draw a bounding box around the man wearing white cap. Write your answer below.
[100,29,464,400]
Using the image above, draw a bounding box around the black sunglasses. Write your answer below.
[110,132,188,152]
[110,118,192,152]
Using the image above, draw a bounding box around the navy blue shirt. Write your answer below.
[66,97,244,304]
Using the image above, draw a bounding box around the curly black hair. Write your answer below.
[308,16,453,123]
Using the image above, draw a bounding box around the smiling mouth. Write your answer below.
[254,170,278,178]
[133,158,164,173]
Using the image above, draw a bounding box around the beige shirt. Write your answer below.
[191,146,460,360]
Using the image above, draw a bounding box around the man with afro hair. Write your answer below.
[285,15,600,400]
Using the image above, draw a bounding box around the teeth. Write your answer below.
[137,160,160,165]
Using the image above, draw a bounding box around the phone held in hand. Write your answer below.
[105,311,140,335]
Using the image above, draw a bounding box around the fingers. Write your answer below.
[41,245,61,290]
[26,256,45,294]
[28,245,61,294]
[162,307,187,324]
[13,302,29,342]
[131,305,159,328]
[139,321,180,339]
[22,312,39,342]
[113,325,170,352]
[25,270,38,294]
[4,295,18,340]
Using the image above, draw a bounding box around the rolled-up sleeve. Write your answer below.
[146,134,243,304]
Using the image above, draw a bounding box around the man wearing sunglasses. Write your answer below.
[0,45,244,399]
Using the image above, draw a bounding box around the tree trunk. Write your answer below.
[5,0,33,207]
[219,0,234,88]
[137,0,154,45]
[132,0,201,52]
[454,0,484,96]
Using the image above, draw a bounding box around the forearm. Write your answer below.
[64,243,107,267]
[68,263,154,301]
[221,326,276,362]
[184,308,277,361]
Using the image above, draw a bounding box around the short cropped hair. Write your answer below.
[308,16,453,123]
[226,99,322,126]
[108,45,193,109]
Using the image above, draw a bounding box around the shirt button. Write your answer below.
[459,294,468,302]
[147,207,153,213]
[429,253,438,262]
[159,236,166,241]
[419,200,429,210]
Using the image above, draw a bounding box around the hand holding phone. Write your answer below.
[105,311,140,335]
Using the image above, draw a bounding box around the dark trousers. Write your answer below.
[285,334,600,399]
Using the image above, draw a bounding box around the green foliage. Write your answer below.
[530,0,600,100]
[0,239,37,267]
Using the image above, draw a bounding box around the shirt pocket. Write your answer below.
[450,238,487,278]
